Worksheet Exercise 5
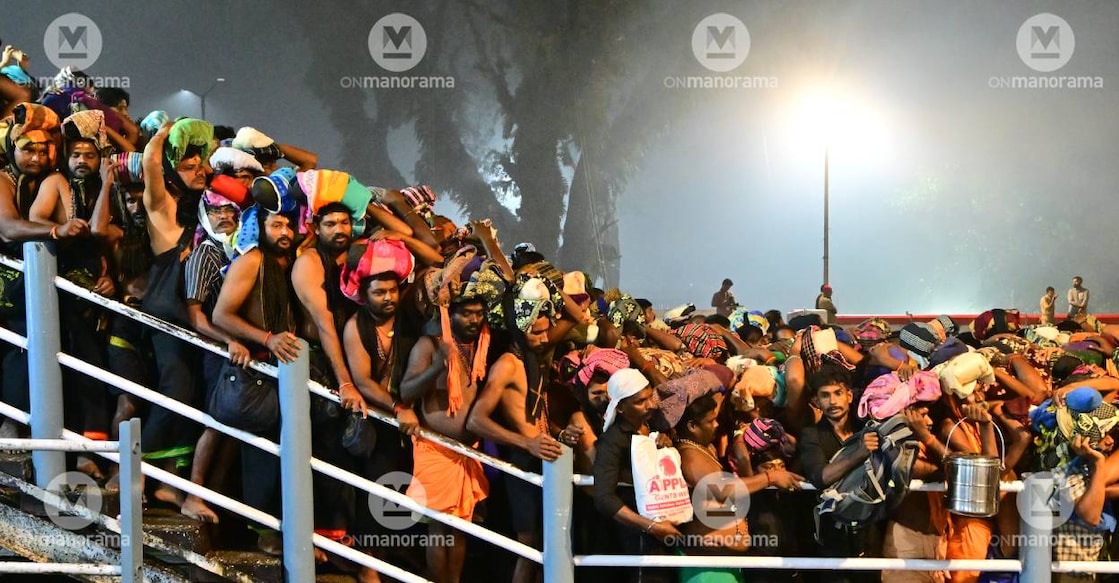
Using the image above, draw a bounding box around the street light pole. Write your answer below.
[197,77,225,120]
[823,142,829,286]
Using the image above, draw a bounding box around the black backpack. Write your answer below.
[814,414,918,535]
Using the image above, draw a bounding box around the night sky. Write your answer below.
[9,1,1119,315]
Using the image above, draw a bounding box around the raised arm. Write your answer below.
[469,220,513,282]
[89,162,121,243]
[365,202,413,237]
[277,143,318,172]
[381,189,438,248]
[645,326,684,352]
[141,124,173,217]
[995,354,1048,405]
[373,229,442,267]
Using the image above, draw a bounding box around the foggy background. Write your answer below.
[8,1,1118,315]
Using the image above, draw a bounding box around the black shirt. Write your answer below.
[796,415,866,490]
[592,422,639,518]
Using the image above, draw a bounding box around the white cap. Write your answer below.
[603,368,651,432]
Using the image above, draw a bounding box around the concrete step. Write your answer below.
[195,550,281,582]
[0,451,32,482]
[0,502,189,582]
[141,507,213,559]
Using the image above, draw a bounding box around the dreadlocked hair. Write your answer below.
[502,290,544,423]
[258,210,295,334]
[111,186,152,282]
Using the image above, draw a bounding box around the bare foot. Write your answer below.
[104,471,120,493]
[153,484,185,508]
[257,530,282,555]
[76,456,104,481]
[314,548,328,563]
[358,566,382,583]
[180,494,219,523]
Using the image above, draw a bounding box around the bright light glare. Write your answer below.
[788,87,890,160]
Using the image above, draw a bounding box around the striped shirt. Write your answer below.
[183,239,228,318]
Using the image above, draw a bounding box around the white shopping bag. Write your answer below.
[630,432,693,524]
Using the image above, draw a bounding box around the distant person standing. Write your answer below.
[816,284,838,324]
[711,278,737,317]
[1040,286,1056,325]
[1067,276,1089,320]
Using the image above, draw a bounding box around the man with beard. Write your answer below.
[212,206,301,554]
[797,364,880,583]
[342,240,422,431]
[399,253,500,583]
[0,103,90,437]
[91,152,155,488]
[339,238,421,583]
[139,118,214,505]
[291,199,369,555]
[29,109,119,476]
[179,176,249,523]
[467,277,566,583]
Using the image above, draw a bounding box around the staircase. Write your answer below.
[0,450,371,582]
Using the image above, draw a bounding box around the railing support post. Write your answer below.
[1019,474,1053,583]
[118,418,142,583]
[543,446,574,583]
[278,340,315,582]
[23,242,65,489]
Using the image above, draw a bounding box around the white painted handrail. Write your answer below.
[0,563,121,575]
[573,555,1022,572]
[53,345,543,563]
[14,253,544,487]
[570,474,1025,492]
[0,324,542,565]
[0,438,118,452]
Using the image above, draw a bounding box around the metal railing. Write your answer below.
[1,241,1116,582]
[0,420,141,581]
[0,242,545,581]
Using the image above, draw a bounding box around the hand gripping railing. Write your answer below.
[0,419,141,581]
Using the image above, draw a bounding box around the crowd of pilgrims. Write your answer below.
[2,53,1119,583]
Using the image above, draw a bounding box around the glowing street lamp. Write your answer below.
[790,88,889,286]
[179,78,225,120]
